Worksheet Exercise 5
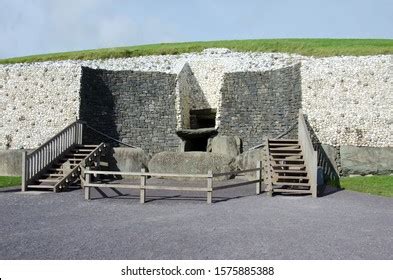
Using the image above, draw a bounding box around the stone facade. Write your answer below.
[0,51,392,159]
[218,64,301,150]
[80,67,179,154]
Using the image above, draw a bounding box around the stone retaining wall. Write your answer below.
[218,63,301,150]
[79,67,179,154]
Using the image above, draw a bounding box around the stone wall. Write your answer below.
[218,63,302,151]
[0,52,392,158]
[79,67,179,154]
[0,63,81,149]
[302,55,393,147]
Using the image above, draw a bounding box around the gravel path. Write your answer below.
[0,181,392,260]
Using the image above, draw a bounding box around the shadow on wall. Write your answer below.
[79,67,179,154]
[303,115,341,188]
[79,67,119,145]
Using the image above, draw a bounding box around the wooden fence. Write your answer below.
[82,161,262,204]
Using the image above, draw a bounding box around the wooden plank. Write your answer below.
[273,188,312,194]
[256,161,261,195]
[140,168,146,204]
[272,164,306,167]
[21,151,27,192]
[274,170,307,174]
[207,170,213,204]
[145,185,207,192]
[212,168,260,177]
[27,185,55,189]
[276,176,309,180]
[273,182,310,187]
[84,170,209,178]
[213,180,260,191]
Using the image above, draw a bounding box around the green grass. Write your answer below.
[1,38,393,64]
[340,175,393,197]
[0,176,21,188]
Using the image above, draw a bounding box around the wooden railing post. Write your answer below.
[21,150,27,192]
[256,160,262,195]
[207,170,213,204]
[140,168,146,204]
[84,166,91,200]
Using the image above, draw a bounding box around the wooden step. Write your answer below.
[49,168,64,172]
[38,178,60,183]
[269,139,298,142]
[269,147,301,151]
[274,170,308,174]
[272,163,306,167]
[78,145,98,148]
[65,154,90,157]
[27,185,55,189]
[272,188,312,194]
[72,149,95,152]
[276,176,309,180]
[43,174,64,178]
[270,152,302,156]
[273,182,310,187]
[269,144,300,151]
[271,158,304,162]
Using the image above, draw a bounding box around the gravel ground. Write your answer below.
[0,180,392,260]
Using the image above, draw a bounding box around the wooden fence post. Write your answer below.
[140,168,146,204]
[84,166,91,200]
[256,160,262,195]
[207,170,213,204]
[21,151,27,192]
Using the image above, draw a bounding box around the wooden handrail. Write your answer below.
[298,109,318,197]
[21,120,84,190]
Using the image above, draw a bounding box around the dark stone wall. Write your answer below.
[79,67,179,154]
[218,63,302,151]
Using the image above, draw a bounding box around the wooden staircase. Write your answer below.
[265,139,316,196]
[22,120,107,192]
[264,111,318,197]
[28,144,106,192]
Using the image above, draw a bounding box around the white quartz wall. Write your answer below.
[301,55,393,147]
[0,64,81,149]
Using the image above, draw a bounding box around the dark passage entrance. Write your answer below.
[176,128,218,152]
[189,109,216,129]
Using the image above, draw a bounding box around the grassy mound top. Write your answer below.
[1,38,393,64]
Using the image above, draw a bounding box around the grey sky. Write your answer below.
[0,0,392,58]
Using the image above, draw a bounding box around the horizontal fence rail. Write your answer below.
[21,120,83,191]
[82,161,262,204]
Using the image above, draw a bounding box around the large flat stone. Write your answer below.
[0,149,32,176]
[106,147,150,173]
[148,152,235,180]
[235,148,265,182]
[207,135,241,157]
[340,146,393,175]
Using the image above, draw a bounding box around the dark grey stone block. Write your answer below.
[340,146,393,175]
